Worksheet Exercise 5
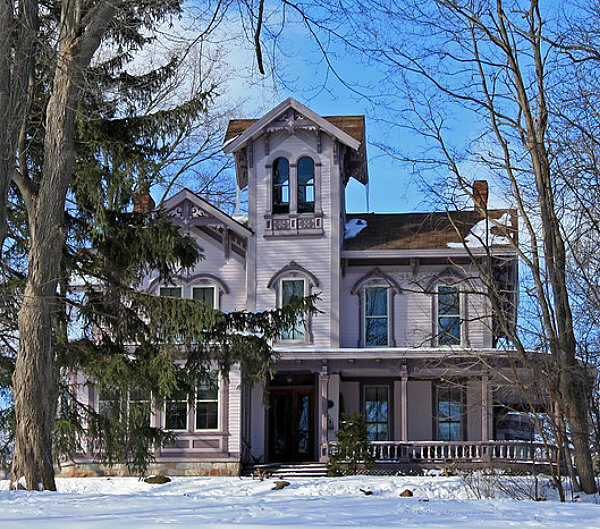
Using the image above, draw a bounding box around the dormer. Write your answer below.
[223,98,368,237]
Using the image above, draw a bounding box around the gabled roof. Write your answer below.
[162,188,252,237]
[343,210,517,251]
[225,115,365,145]
[222,98,363,153]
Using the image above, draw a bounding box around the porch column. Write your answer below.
[319,362,329,463]
[328,373,340,441]
[481,372,489,442]
[401,363,408,441]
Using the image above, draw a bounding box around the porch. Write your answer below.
[245,353,551,472]
[328,439,561,471]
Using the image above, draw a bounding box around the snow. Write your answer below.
[1,475,599,528]
[345,218,367,239]
[447,213,511,248]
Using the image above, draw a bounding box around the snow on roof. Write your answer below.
[447,213,512,248]
[344,218,368,239]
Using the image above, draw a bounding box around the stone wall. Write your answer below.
[56,460,241,478]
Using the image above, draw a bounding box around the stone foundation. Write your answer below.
[56,460,241,478]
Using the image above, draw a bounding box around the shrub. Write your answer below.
[328,412,374,476]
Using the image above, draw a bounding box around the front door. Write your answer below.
[269,388,314,462]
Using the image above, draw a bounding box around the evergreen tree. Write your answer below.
[0,0,315,490]
[328,412,374,476]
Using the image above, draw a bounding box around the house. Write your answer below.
[66,98,553,477]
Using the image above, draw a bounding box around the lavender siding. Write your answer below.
[249,131,340,348]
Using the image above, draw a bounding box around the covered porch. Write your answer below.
[244,349,559,471]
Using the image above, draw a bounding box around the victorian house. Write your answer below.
[67,98,552,476]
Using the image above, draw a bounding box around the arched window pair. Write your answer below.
[272,157,315,214]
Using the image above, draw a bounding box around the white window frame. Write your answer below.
[192,285,218,310]
[435,284,462,347]
[193,372,221,432]
[163,391,190,432]
[279,277,307,343]
[362,285,390,347]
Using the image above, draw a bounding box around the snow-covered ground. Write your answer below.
[1,475,600,528]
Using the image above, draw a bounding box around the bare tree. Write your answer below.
[249,0,599,492]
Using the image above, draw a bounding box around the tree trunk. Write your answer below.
[11,285,59,490]
[561,364,596,494]
[10,0,117,490]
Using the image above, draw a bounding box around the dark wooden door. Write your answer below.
[268,388,314,462]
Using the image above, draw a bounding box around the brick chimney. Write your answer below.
[133,192,155,213]
[473,180,488,211]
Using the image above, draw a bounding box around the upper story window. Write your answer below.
[281,278,306,341]
[437,285,461,346]
[272,157,290,214]
[192,286,215,309]
[351,268,400,348]
[364,286,389,347]
[297,156,315,213]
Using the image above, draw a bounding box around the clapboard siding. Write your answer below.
[249,130,340,348]
[227,368,242,455]
[339,264,492,348]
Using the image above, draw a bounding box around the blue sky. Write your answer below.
[211,8,443,214]
[211,3,494,216]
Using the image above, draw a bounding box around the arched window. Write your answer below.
[297,156,315,213]
[272,157,290,214]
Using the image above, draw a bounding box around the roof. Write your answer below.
[162,188,252,237]
[343,210,517,251]
[224,115,365,144]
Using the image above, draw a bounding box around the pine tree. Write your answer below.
[1,1,315,490]
[328,412,374,476]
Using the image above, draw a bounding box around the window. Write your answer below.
[364,286,389,347]
[272,157,290,214]
[98,387,123,421]
[437,384,463,441]
[128,386,151,426]
[192,286,215,309]
[165,386,188,431]
[437,285,461,345]
[160,286,182,298]
[364,386,388,440]
[195,372,219,430]
[297,157,315,213]
[281,278,306,341]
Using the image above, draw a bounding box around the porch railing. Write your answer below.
[328,440,559,465]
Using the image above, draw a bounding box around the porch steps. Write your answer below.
[247,463,329,479]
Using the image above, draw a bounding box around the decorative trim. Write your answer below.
[183,273,230,294]
[423,266,474,293]
[350,267,402,295]
[267,261,320,289]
